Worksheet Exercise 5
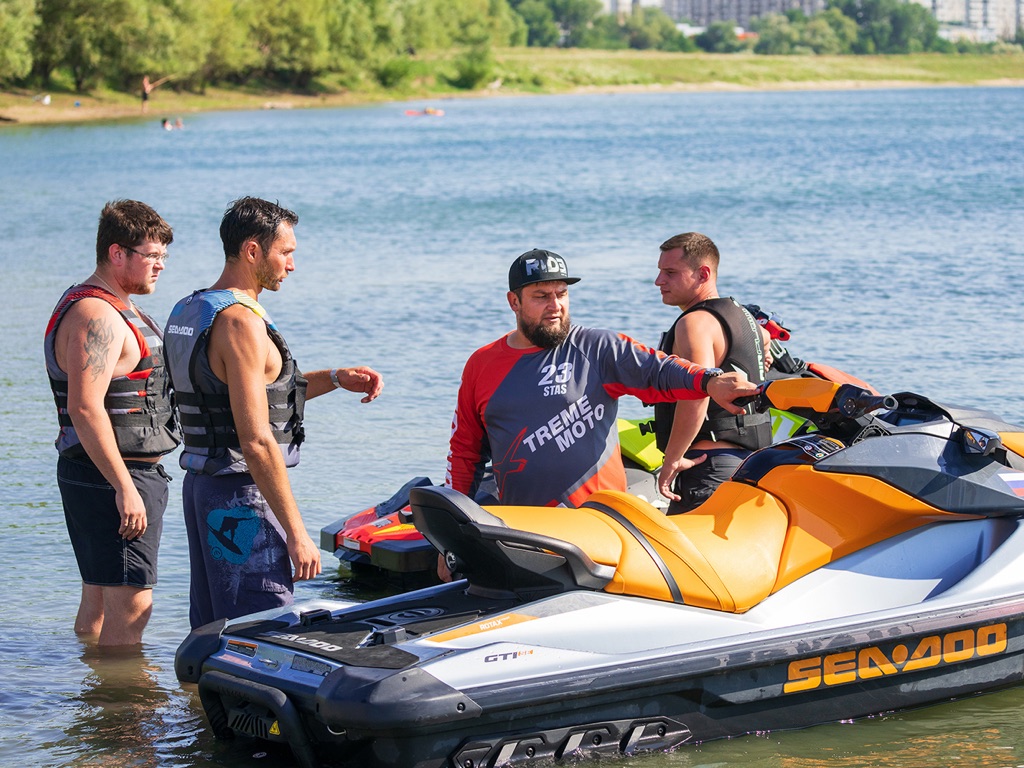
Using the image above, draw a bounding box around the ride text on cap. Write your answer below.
[509,248,582,291]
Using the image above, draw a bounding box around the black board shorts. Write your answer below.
[57,456,170,588]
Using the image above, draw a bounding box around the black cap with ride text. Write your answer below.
[508,249,582,292]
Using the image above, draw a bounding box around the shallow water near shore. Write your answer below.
[1,86,1023,768]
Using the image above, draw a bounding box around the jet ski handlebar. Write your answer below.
[734,379,897,428]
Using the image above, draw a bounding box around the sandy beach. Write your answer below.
[3,50,1022,128]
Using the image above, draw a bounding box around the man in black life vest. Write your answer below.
[44,200,179,645]
[653,232,772,514]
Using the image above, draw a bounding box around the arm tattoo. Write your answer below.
[83,319,116,381]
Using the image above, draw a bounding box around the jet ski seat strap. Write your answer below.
[580,499,684,603]
[582,487,789,612]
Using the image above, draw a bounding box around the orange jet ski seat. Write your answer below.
[580,486,789,612]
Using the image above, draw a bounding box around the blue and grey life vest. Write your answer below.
[163,289,307,476]
[44,284,181,459]
[655,297,772,452]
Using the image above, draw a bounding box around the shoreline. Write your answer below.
[3,49,1023,128]
[4,79,1023,128]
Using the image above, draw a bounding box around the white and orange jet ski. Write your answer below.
[177,378,1024,768]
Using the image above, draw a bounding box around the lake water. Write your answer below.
[2,85,1023,768]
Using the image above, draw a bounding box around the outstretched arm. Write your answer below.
[304,366,384,401]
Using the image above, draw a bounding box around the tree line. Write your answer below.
[0,0,1019,90]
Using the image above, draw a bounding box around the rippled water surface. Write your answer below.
[2,86,1023,768]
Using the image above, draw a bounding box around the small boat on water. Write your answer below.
[177,377,1024,768]
[404,107,445,117]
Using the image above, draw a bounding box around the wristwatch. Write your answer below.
[699,367,724,394]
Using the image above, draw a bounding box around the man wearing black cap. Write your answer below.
[445,248,757,510]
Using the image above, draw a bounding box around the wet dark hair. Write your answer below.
[95,200,173,265]
[220,197,299,260]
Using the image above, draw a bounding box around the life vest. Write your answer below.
[655,297,772,452]
[44,284,181,459]
[163,289,307,476]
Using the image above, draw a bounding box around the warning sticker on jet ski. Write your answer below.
[997,472,1024,497]
[426,612,538,643]
[784,622,1007,693]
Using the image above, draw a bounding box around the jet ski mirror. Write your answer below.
[961,426,1002,456]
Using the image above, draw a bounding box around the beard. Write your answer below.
[520,314,571,349]
[255,258,283,292]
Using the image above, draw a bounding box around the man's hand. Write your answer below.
[657,453,707,502]
[287,531,322,582]
[333,366,384,403]
[117,485,148,540]
[707,372,759,415]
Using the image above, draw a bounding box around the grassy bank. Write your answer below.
[2,50,1021,127]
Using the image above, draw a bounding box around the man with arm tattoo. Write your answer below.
[44,200,179,646]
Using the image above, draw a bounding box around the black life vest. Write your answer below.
[655,297,772,452]
[44,284,181,459]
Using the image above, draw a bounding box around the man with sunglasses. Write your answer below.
[44,200,179,646]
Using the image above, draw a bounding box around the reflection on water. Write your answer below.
[64,645,170,766]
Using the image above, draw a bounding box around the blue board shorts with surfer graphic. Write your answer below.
[182,471,293,629]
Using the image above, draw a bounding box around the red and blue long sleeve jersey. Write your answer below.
[445,325,710,508]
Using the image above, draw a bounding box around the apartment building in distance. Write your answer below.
[600,0,1021,38]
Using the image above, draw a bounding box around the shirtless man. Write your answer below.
[163,197,384,628]
[44,200,179,645]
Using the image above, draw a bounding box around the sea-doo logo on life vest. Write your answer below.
[485,649,535,663]
[522,394,606,454]
[166,324,194,336]
[784,623,1007,694]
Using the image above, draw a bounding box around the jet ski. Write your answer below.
[176,377,1024,768]
[321,308,870,575]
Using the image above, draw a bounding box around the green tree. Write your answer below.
[244,0,331,87]
[400,0,521,50]
[623,7,685,50]
[828,0,940,53]
[695,20,744,52]
[818,7,857,52]
[513,0,561,46]
[193,0,261,88]
[549,0,602,46]
[752,13,800,54]
[325,0,404,85]
[33,0,151,91]
[0,0,38,83]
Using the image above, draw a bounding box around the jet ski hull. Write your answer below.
[181,581,1024,768]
